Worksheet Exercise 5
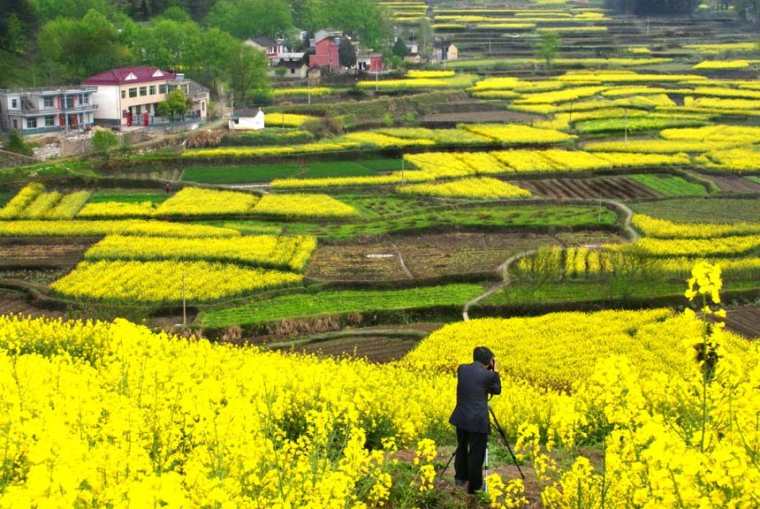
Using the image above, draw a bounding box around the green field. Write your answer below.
[181,158,403,184]
[209,203,619,240]
[481,278,760,308]
[749,176,760,185]
[628,174,708,197]
[89,190,167,203]
[631,198,760,223]
[0,191,11,207]
[574,116,706,134]
[197,283,482,328]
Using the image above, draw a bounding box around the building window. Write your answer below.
[82,95,89,104]
[121,90,126,99]
[139,87,147,96]
[27,118,37,129]
[11,99,17,109]
[12,119,18,129]
[44,97,54,108]
[129,88,137,98]
[149,85,156,95]
[159,84,167,94]
[45,115,55,127]
[66,97,74,108]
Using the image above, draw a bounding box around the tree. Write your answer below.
[206,0,292,39]
[227,44,270,106]
[536,31,560,69]
[91,129,118,157]
[392,37,408,59]
[417,18,434,62]
[157,89,190,120]
[37,9,131,81]
[339,37,357,68]
[30,0,115,21]
[5,129,32,156]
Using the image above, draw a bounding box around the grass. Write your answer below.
[481,278,759,307]
[197,283,483,328]
[0,191,11,207]
[89,190,167,204]
[628,174,708,197]
[574,117,707,134]
[631,198,760,223]
[749,176,760,185]
[0,160,98,184]
[208,204,619,241]
[181,158,403,185]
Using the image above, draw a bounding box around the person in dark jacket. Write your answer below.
[449,346,501,493]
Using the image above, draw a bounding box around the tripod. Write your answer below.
[489,406,525,480]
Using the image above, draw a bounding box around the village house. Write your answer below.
[84,66,209,128]
[309,32,342,72]
[357,53,384,73]
[0,86,97,134]
[245,36,290,64]
[433,41,459,62]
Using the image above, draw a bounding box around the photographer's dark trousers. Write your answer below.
[454,427,488,493]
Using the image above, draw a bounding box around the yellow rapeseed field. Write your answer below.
[397,177,532,199]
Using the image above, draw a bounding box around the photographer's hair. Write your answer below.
[473,346,494,366]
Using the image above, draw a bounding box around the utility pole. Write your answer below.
[624,108,629,144]
[181,272,187,327]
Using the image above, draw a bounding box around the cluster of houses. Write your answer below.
[246,30,384,80]
[0,66,210,135]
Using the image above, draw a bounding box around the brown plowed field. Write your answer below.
[705,174,760,194]
[290,335,418,363]
[519,176,660,200]
[726,306,760,339]
[0,242,90,269]
[0,289,64,318]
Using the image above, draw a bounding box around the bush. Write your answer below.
[221,129,315,147]
[91,130,118,157]
[5,130,32,156]
[302,116,344,137]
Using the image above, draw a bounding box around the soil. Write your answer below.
[288,335,419,363]
[0,289,64,319]
[518,176,659,200]
[725,305,760,339]
[307,232,623,283]
[423,110,541,125]
[0,242,90,269]
[704,174,760,194]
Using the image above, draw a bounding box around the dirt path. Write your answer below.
[462,199,639,321]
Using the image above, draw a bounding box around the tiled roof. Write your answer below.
[84,66,176,85]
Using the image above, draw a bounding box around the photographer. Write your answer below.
[448,346,501,494]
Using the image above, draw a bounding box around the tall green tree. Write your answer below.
[38,9,131,81]
[227,44,270,105]
[339,37,357,68]
[30,0,114,22]
[536,31,560,69]
[206,0,292,38]
[157,88,189,120]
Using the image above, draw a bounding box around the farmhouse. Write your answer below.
[309,33,341,72]
[0,86,97,133]
[84,66,209,128]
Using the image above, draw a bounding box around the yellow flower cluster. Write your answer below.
[693,60,751,70]
[558,70,708,84]
[660,124,760,143]
[624,235,760,257]
[51,260,303,303]
[405,70,455,79]
[0,219,239,238]
[271,87,333,97]
[182,141,361,159]
[698,147,760,171]
[77,201,156,218]
[632,214,760,238]
[685,42,757,54]
[265,112,317,127]
[584,139,739,153]
[356,73,478,91]
[254,193,358,218]
[397,177,532,199]
[402,308,750,391]
[0,183,91,219]
[342,131,436,149]
[271,171,434,189]
[460,124,575,144]
[155,187,260,216]
[2,268,758,506]
[514,86,606,105]
[85,234,317,271]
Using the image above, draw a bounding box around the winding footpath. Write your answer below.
[462,198,640,321]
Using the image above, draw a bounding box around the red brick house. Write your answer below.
[309,36,340,72]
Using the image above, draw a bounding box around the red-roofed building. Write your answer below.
[84,66,208,128]
[309,36,341,72]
